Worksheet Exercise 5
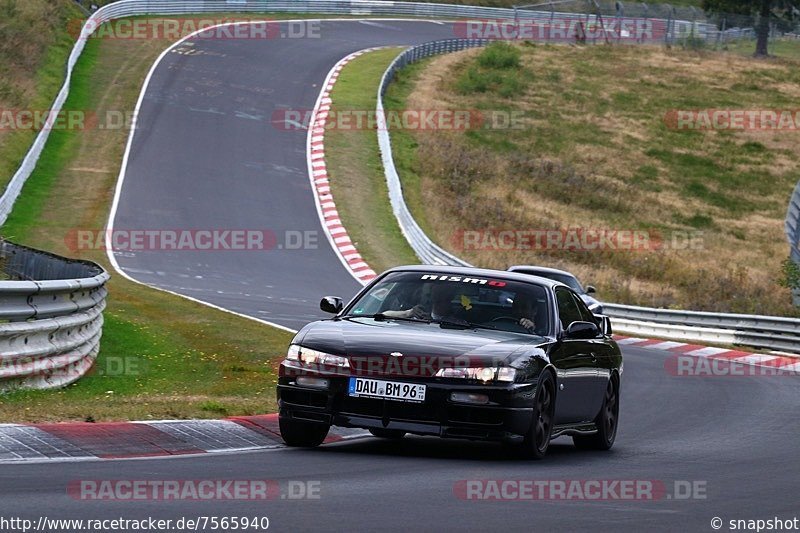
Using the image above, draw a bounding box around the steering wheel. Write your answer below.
[490,315,537,334]
[490,316,521,324]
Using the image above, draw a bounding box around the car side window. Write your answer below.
[555,288,583,330]
[572,292,596,323]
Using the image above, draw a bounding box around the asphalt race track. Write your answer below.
[6,20,797,532]
[3,344,799,531]
[110,20,461,331]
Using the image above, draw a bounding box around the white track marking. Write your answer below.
[105,19,444,331]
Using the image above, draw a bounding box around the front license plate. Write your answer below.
[348,377,426,403]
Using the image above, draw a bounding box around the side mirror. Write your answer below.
[585,285,596,294]
[564,321,600,339]
[320,296,343,314]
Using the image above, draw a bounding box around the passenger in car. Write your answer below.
[383,283,458,321]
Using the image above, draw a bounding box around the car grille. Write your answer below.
[281,388,328,408]
[338,396,439,423]
[446,406,505,426]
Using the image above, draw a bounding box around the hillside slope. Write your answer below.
[0,0,83,188]
[386,43,800,315]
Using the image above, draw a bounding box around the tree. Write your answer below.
[702,0,800,57]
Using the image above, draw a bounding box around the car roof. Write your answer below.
[507,265,577,279]
[383,264,564,289]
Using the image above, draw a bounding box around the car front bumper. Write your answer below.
[277,362,536,443]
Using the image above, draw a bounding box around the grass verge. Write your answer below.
[384,42,800,315]
[4,12,450,422]
[325,48,419,273]
[0,0,84,191]
[0,16,341,422]
[723,38,800,60]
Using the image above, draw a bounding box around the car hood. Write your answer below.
[580,293,601,309]
[295,317,549,368]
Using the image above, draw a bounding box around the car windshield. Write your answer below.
[345,271,551,336]
[523,270,583,293]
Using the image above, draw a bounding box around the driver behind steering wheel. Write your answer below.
[512,293,539,333]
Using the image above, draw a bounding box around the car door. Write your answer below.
[550,287,599,424]
[571,291,612,414]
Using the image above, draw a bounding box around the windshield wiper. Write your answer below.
[434,317,499,331]
[343,313,431,324]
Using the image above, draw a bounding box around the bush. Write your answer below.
[455,66,495,94]
[681,32,707,51]
[780,257,800,291]
[455,46,528,97]
[477,42,521,69]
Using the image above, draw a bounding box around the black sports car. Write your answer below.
[277,265,622,459]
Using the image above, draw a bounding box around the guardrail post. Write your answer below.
[786,181,800,307]
[640,2,649,43]
[665,4,674,45]
[591,0,609,44]
[716,16,727,48]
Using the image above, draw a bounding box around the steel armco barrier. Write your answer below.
[602,303,800,353]
[0,242,108,391]
[0,0,721,228]
[376,40,487,267]
[786,180,800,307]
[375,40,800,353]
[3,1,786,362]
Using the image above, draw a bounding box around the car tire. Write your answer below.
[573,375,619,451]
[522,372,556,460]
[279,417,329,447]
[369,428,406,440]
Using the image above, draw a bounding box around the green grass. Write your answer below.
[1,308,292,422]
[723,38,800,60]
[2,37,99,241]
[325,48,420,273]
[0,0,84,191]
[381,42,800,315]
[455,43,529,98]
[0,15,307,422]
[1,13,425,421]
[477,41,521,69]
[4,12,433,421]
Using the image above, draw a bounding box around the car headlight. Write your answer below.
[286,344,349,368]
[435,366,516,383]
